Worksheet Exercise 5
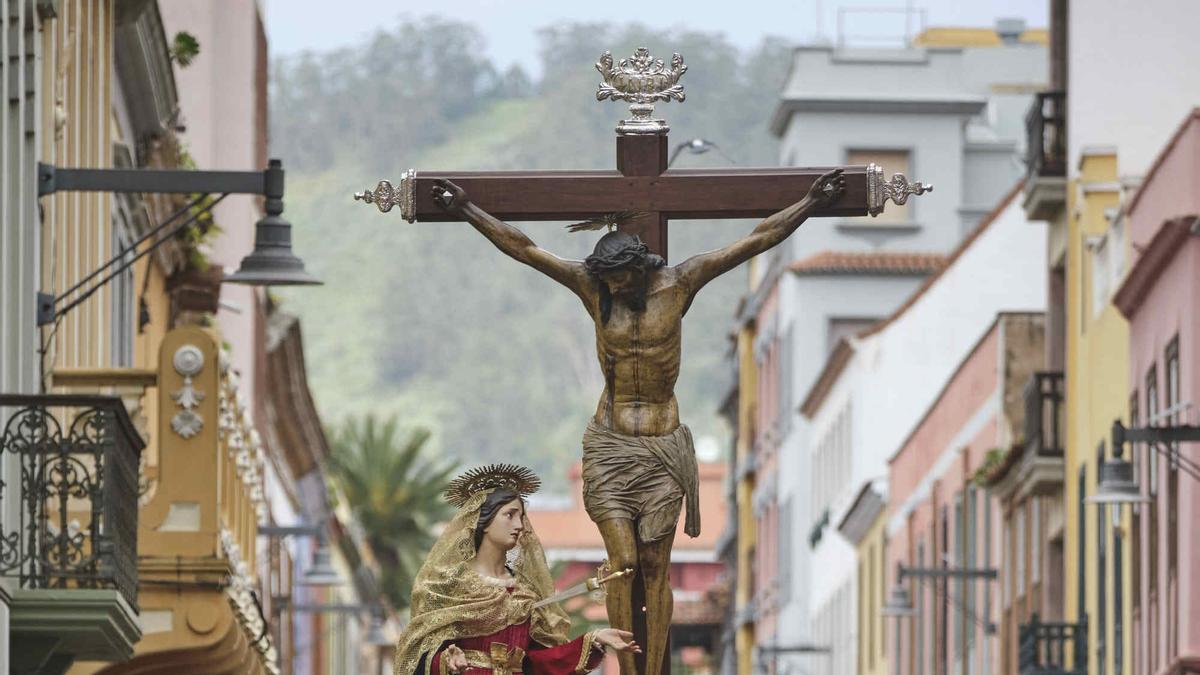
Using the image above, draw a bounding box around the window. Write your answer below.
[954,492,965,658]
[1146,366,1159,607]
[867,542,875,670]
[941,506,950,675]
[1003,514,1012,605]
[1114,528,1124,675]
[1130,391,1141,487]
[879,537,887,658]
[1031,497,1041,584]
[1015,503,1026,599]
[779,497,793,602]
[827,317,878,357]
[916,541,926,675]
[1147,367,1159,496]
[965,486,977,654]
[859,555,867,673]
[846,149,912,224]
[1165,337,1179,655]
[779,326,795,437]
[1077,465,1087,622]
[1097,442,1108,675]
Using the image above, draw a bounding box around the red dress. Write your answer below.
[431,590,603,675]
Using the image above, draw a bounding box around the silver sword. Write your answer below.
[532,566,634,609]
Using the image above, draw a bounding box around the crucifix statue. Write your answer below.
[356,47,930,675]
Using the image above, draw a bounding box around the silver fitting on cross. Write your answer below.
[595,48,687,136]
[866,163,933,217]
[354,169,417,222]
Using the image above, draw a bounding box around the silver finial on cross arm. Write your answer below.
[866,163,933,217]
[595,47,687,136]
[353,169,418,222]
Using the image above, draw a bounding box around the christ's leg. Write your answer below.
[638,533,674,675]
[596,518,639,675]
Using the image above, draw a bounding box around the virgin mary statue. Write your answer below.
[394,464,640,675]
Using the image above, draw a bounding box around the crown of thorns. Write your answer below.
[444,463,542,508]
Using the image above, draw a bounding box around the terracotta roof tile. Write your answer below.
[789,250,948,276]
[797,181,1025,418]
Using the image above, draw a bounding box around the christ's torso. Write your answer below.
[590,269,687,437]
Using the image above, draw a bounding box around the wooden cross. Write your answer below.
[355,47,929,261]
[354,47,929,675]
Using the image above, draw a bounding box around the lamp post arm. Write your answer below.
[38,163,277,197]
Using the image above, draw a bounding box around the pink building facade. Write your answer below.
[886,313,1047,675]
[1113,108,1200,675]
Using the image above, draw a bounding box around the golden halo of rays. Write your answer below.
[444,463,542,508]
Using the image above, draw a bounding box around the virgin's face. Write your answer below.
[483,498,526,552]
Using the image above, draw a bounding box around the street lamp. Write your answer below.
[258,524,344,588]
[35,159,319,325]
[1085,419,1200,506]
[881,584,917,617]
[298,540,343,587]
[881,584,916,675]
[365,610,392,646]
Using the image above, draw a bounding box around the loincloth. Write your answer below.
[580,420,700,543]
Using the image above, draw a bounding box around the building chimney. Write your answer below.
[996,18,1026,44]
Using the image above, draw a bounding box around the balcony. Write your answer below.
[1023,91,1067,220]
[986,372,1066,500]
[1018,372,1067,497]
[1025,371,1064,458]
[0,394,144,671]
[1019,613,1087,675]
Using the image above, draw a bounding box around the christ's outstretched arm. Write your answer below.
[675,168,846,295]
[431,179,591,298]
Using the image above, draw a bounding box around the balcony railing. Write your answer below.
[1025,91,1067,181]
[1019,613,1087,675]
[1024,372,1065,457]
[0,395,144,610]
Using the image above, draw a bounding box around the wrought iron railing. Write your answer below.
[1025,91,1067,181]
[1019,613,1087,675]
[0,395,144,610]
[1024,372,1065,457]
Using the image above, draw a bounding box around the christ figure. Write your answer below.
[430,168,845,675]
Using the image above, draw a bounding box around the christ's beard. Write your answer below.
[615,288,648,312]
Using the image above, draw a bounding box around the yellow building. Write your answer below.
[1063,149,1133,675]
[2,1,163,671]
[718,256,762,675]
[2,2,387,673]
[837,482,888,675]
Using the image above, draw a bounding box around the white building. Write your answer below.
[798,191,1046,674]
[732,20,1048,675]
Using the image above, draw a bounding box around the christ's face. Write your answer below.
[483,498,526,552]
[601,268,647,301]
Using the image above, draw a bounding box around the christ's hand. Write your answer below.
[432,179,468,214]
[805,167,846,206]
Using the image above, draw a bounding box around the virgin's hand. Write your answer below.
[595,628,641,654]
[444,644,469,674]
[432,178,468,213]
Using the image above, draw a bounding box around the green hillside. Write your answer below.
[270,19,792,486]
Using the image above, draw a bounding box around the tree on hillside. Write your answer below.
[328,414,457,609]
[274,20,793,487]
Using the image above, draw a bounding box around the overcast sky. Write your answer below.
[263,0,1048,76]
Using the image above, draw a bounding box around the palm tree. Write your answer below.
[328,413,456,609]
